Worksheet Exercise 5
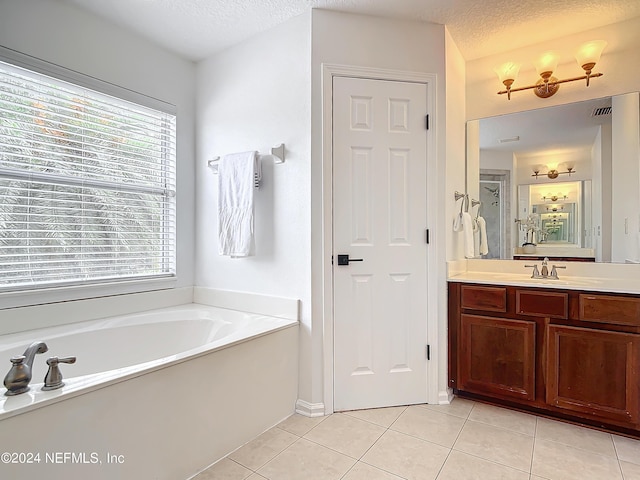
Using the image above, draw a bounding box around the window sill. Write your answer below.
[0,276,178,311]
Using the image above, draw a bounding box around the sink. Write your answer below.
[461,272,603,288]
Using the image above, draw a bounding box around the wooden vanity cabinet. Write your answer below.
[546,324,639,424]
[459,314,536,401]
[449,282,640,435]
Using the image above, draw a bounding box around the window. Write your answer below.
[0,58,176,293]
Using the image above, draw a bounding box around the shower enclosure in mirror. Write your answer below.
[466,92,640,263]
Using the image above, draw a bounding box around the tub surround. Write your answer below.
[448,259,640,294]
[0,304,297,421]
[193,286,299,321]
[0,289,300,480]
[0,286,194,336]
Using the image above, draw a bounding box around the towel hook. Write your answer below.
[471,199,481,219]
[455,191,468,215]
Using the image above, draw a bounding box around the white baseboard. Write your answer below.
[438,388,454,405]
[295,399,326,417]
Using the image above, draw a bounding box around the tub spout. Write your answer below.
[3,341,48,396]
[22,341,49,371]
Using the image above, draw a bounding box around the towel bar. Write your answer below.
[207,143,285,174]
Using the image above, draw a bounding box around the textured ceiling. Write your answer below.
[59,0,640,61]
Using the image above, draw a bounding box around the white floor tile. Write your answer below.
[436,450,530,480]
[194,458,252,480]
[257,438,355,480]
[228,427,298,470]
[303,412,386,459]
[453,419,534,472]
[390,405,465,448]
[468,402,537,436]
[343,461,405,480]
[614,434,640,466]
[343,405,407,427]
[535,417,616,457]
[277,413,326,436]
[531,438,623,480]
[361,429,450,480]
[419,397,475,419]
[620,460,640,480]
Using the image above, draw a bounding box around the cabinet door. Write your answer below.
[459,314,536,401]
[546,324,640,424]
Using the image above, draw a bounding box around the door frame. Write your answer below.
[321,63,440,414]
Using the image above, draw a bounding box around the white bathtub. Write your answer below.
[0,303,299,479]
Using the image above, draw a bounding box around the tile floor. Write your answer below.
[194,397,640,480]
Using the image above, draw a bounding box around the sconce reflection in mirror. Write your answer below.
[542,194,568,202]
[532,164,576,179]
[495,40,607,100]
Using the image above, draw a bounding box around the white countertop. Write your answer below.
[512,246,595,258]
[448,259,640,295]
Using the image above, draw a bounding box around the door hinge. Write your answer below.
[426,344,431,360]
[425,228,430,244]
[425,114,429,130]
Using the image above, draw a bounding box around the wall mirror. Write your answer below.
[466,92,640,263]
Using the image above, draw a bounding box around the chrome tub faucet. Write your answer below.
[3,341,48,396]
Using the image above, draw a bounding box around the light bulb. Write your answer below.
[534,52,559,79]
[576,40,607,72]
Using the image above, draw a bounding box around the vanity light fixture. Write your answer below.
[495,40,607,100]
[542,194,568,202]
[532,165,576,179]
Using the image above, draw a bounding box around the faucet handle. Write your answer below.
[524,264,540,278]
[48,356,76,365]
[42,356,76,391]
[550,265,566,279]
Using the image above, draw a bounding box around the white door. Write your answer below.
[333,76,429,411]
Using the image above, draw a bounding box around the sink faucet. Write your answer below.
[541,257,549,277]
[3,341,48,396]
[524,260,566,280]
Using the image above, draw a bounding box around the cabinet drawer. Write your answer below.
[579,294,640,326]
[516,290,568,319]
[461,285,507,312]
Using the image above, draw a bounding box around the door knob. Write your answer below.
[337,254,364,266]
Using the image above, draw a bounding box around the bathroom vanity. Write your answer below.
[448,262,640,437]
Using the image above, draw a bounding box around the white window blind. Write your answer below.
[0,59,176,292]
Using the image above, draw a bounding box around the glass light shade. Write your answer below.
[575,40,607,69]
[494,62,521,84]
[534,52,559,77]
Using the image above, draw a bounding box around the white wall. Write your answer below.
[466,17,640,121]
[310,10,454,409]
[0,0,196,298]
[611,92,640,263]
[195,12,312,398]
[443,27,467,401]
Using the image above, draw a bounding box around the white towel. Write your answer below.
[453,213,463,232]
[472,217,480,257]
[477,216,489,256]
[218,151,258,257]
[461,212,475,259]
